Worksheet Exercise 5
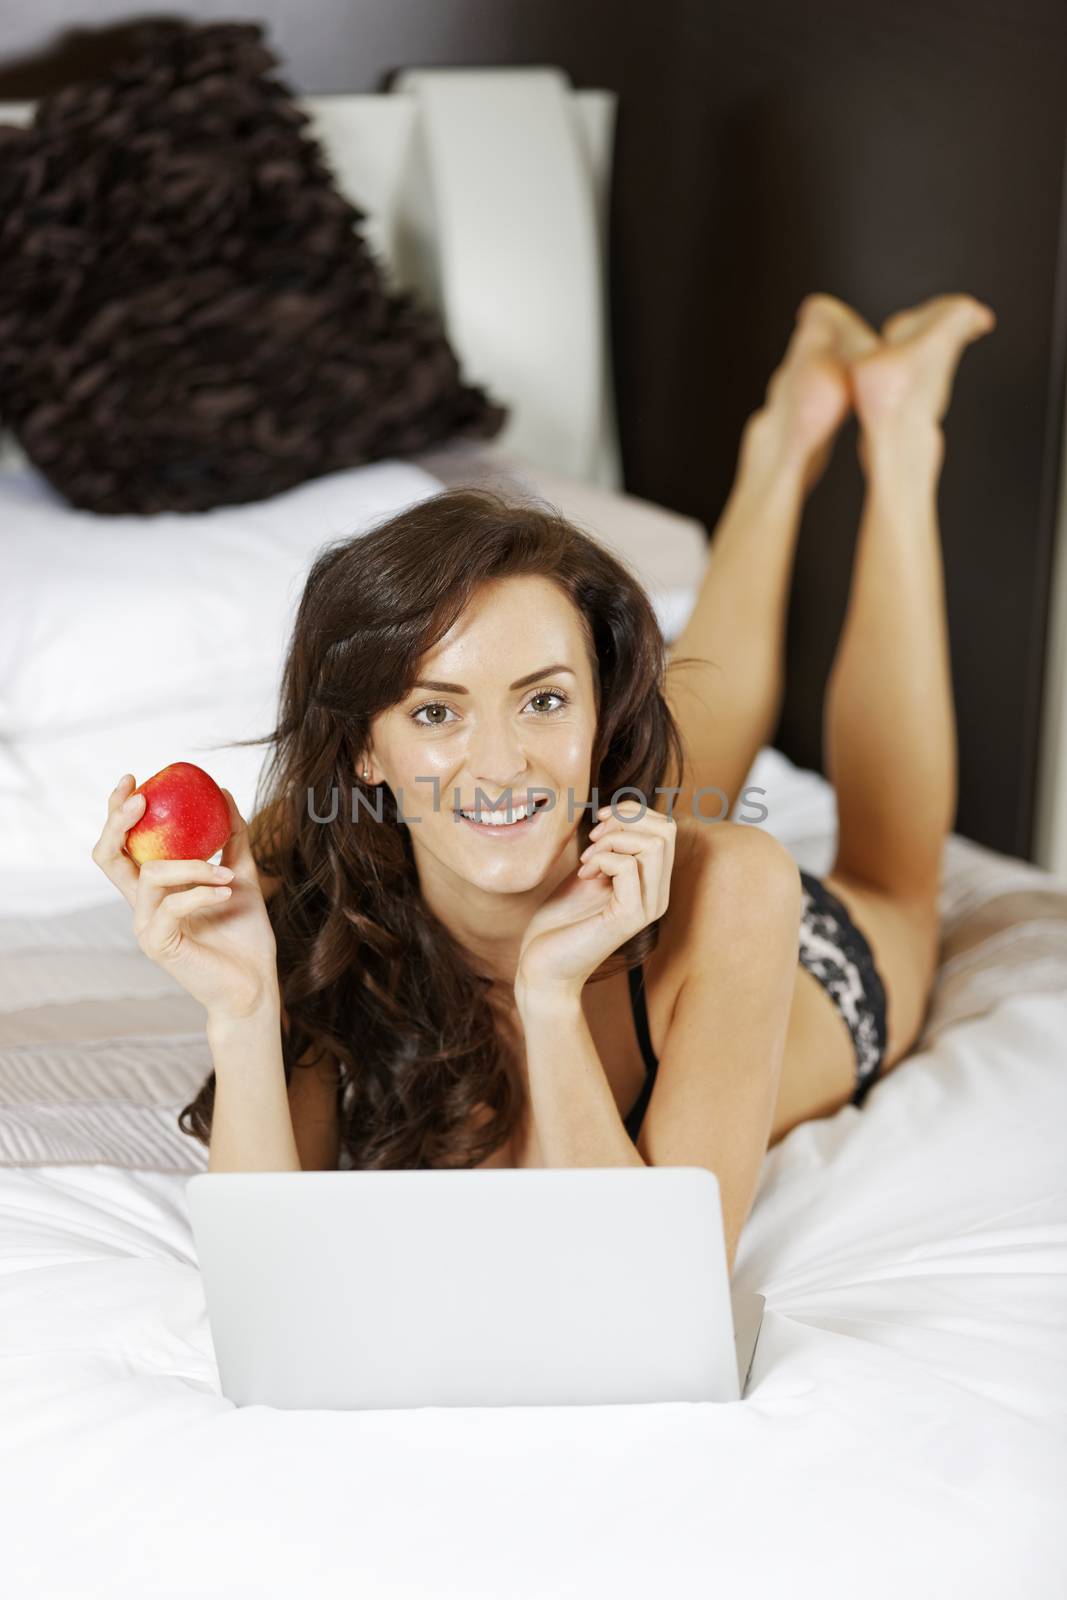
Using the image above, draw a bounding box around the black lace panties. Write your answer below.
[797,870,889,1106]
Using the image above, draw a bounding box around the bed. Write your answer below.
[3,741,1067,1596]
[2,71,1067,1600]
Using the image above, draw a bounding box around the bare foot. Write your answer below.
[754,293,881,494]
[851,294,996,441]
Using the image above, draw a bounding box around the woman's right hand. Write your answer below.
[91,775,280,1024]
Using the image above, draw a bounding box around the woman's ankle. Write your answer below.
[859,418,945,483]
[736,408,808,502]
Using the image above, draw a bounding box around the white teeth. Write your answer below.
[460,802,532,826]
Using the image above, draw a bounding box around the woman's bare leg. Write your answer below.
[664,295,879,818]
[824,294,997,900]
[770,294,997,1141]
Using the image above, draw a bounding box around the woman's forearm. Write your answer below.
[205,1001,302,1173]
[517,985,645,1169]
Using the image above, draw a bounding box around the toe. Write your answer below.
[932,294,996,347]
[883,293,995,349]
[798,292,837,320]
[963,295,996,335]
[798,292,865,333]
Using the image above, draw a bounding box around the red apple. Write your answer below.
[124,762,232,867]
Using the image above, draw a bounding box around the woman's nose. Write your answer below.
[468,716,529,789]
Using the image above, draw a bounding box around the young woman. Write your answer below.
[94,291,994,1276]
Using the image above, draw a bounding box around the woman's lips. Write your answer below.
[454,797,549,838]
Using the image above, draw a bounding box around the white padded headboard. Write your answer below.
[0,67,622,491]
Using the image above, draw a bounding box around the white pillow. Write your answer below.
[0,691,284,915]
[0,454,444,739]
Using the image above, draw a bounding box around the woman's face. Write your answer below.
[364,576,599,894]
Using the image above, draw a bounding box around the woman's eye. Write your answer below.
[410,702,456,727]
[409,689,569,728]
[528,690,569,715]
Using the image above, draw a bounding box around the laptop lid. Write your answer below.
[187,1165,762,1409]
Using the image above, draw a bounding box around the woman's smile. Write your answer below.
[454,794,552,837]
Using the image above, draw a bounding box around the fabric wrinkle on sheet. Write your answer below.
[622,867,890,1139]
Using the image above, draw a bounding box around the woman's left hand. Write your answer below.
[515,801,677,1000]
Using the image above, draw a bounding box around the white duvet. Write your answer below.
[1,745,1066,1598]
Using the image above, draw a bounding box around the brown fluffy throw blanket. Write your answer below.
[0,21,508,514]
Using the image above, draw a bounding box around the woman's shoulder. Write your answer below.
[639,816,798,1058]
[672,813,800,892]
[658,816,801,970]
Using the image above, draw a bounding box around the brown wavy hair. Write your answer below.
[178,486,695,1169]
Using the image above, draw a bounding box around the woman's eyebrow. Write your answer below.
[409,664,576,695]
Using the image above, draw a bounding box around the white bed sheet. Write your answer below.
[1,746,1066,1598]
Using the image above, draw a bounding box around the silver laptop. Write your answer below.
[186,1165,765,1409]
